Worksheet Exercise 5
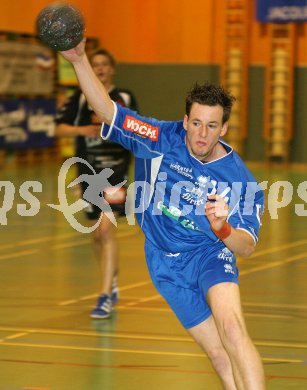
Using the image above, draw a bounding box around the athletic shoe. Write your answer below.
[90,294,112,319]
[111,278,120,305]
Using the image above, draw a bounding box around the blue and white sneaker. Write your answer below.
[111,277,119,305]
[90,294,112,319]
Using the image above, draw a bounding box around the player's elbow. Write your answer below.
[240,242,255,258]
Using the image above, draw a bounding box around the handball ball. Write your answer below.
[36,3,84,51]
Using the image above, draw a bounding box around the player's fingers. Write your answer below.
[215,205,229,217]
[205,202,215,211]
[215,198,228,209]
[205,205,217,215]
[207,193,222,200]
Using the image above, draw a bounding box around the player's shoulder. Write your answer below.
[231,150,261,187]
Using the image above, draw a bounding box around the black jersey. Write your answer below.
[56,87,138,185]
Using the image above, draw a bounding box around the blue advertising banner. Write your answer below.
[0,99,56,150]
[256,0,307,22]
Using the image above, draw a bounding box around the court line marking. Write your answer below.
[256,340,307,349]
[116,305,171,312]
[249,238,307,258]
[0,357,217,375]
[0,325,191,342]
[1,358,307,380]
[118,304,295,320]
[125,294,161,307]
[61,303,302,320]
[0,232,79,250]
[243,301,307,311]
[1,234,305,260]
[244,313,293,319]
[0,340,209,358]
[96,304,299,320]
[51,238,91,250]
[58,280,152,306]
[240,252,307,276]
[0,341,302,363]
[51,229,138,250]
[0,326,307,350]
[53,236,307,259]
[59,248,307,307]
[4,332,29,340]
[0,225,139,252]
[116,250,306,308]
[0,249,39,261]
[116,302,307,311]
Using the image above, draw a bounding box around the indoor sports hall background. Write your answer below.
[0,1,306,389]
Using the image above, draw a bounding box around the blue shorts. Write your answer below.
[145,240,239,329]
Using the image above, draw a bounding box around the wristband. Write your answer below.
[211,221,232,240]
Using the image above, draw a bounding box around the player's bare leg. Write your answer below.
[92,212,118,295]
[207,282,265,390]
[188,316,237,390]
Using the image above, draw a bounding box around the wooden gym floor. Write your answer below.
[0,161,306,390]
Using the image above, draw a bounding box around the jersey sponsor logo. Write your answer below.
[157,201,202,231]
[166,252,180,257]
[170,162,193,179]
[181,176,231,206]
[218,247,233,262]
[180,218,201,231]
[157,201,181,220]
[224,264,235,275]
[197,175,209,187]
[182,186,205,206]
[123,115,159,141]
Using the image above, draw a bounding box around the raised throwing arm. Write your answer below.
[60,39,114,125]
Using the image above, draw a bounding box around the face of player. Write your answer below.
[183,103,228,162]
[91,54,115,88]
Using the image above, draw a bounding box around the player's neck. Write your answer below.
[200,141,227,163]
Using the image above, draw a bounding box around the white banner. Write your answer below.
[0,41,55,95]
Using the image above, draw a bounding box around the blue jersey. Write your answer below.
[102,103,264,252]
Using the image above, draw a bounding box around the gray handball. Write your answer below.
[36,3,84,51]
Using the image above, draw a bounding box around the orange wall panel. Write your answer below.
[249,21,272,65]
[297,24,307,65]
[0,1,99,38]
[0,0,306,65]
[94,0,222,63]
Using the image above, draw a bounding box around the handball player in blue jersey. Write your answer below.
[61,41,265,389]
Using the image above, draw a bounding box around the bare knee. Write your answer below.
[188,322,233,379]
[207,346,233,376]
[219,313,248,350]
[93,223,114,245]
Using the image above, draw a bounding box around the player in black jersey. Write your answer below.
[55,48,138,319]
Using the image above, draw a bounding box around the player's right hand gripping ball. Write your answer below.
[36,3,84,51]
